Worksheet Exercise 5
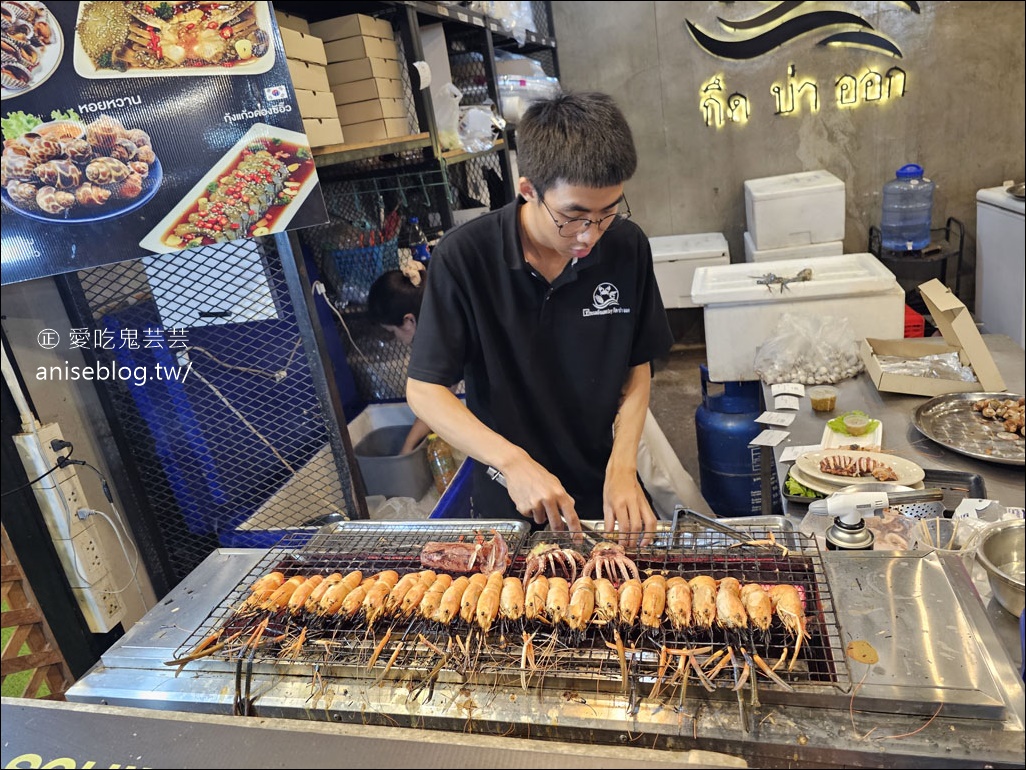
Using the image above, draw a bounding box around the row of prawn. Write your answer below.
[238,569,808,660]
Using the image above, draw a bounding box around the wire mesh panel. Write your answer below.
[71,237,357,584]
[297,169,455,404]
[169,521,850,711]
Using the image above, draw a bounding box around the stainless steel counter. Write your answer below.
[64,543,1025,768]
[766,333,1024,515]
[762,332,1024,681]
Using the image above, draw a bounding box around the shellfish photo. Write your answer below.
[0,110,163,222]
[0,1,63,99]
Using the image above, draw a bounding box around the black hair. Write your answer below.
[516,91,638,197]
[366,269,424,327]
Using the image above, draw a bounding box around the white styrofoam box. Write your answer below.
[975,186,1025,348]
[649,233,730,309]
[744,169,845,250]
[743,231,843,262]
[691,253,905,382]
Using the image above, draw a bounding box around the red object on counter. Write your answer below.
[904,304,925,338]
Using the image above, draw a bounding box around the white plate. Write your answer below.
[139,122,318,254]
[790,464,924,496]
[0,1,64,100]
[73,0,275,79]
[820,420,883,451]
[795,449,925,487]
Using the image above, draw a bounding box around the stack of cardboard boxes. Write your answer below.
[310,14,409,143]
[276,10,344,147]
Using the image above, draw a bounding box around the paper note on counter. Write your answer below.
[750,429,789,447]
[757,411,796,427]
[774,395,801,411]
[772,383,806,397]
[780,444,822,462]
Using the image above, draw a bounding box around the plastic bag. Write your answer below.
[458,105,504,152]
[754,313,864,385]
[435,82,463,152]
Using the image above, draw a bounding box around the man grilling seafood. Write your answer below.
[406,92,673,547]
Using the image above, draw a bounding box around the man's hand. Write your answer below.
[603,468,658,548]
[502,454,581,534]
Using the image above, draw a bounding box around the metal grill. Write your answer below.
[172,522,850,707]
[68,237,357,584]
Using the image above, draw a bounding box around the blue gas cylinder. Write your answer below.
[694,365,781,517]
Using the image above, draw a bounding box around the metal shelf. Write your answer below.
[312,133,432,168]
[869,217,966,305]
[440,138,505,165]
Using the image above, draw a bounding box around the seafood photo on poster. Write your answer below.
[0,1,328,286]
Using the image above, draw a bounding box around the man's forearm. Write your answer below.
[609,363,652,473]
[406,378,529,474]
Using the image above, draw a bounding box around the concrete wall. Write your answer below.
[551,1,1025,307]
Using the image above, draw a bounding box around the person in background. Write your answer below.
[405,91,683,546]
[367,262,430,455]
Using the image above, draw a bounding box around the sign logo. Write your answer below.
[264,85,288,101]
[37,329,59,349]
[592,283,620,310]
[686,1,920,60]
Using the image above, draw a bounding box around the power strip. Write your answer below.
[13,423,126,633]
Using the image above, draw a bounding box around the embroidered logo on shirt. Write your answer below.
[583,282,631,317]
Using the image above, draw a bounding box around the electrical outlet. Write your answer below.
[13,423,91,540]
[72,573,125,634]
[70,528,107,585]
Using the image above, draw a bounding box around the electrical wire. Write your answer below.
[1,462,62,498]
[186,354,348,521]
[88,507,147,607]
[312,280,374,366]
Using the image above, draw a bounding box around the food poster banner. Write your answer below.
[1,0,329,285]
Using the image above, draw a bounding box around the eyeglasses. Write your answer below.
[539,195,632,237]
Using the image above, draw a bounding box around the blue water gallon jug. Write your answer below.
[880,163,935,252]
[694,365,781,518]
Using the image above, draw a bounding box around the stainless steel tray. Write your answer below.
[912,392,1025,466]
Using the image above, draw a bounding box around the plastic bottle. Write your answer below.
[426,433,457,495]
[405,216,431,265]
[880,164,935,252]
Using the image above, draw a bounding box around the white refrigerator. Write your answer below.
[975,186,1025,349]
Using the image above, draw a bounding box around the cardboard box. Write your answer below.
[332,77,404,105]
[341,117,408,143]
[275,9,309,34]
[338,97,405,125]
[279,27,327,66]
[286,59,330,93]
[309,13,392,42]
[327,57,402,85]
[860,279,1006,396]
[295,89,337,119]
[302,117,344,148]
[325,35,399,64]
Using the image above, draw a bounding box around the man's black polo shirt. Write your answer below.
[408,197,673,520]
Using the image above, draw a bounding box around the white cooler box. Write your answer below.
[743,231,843,262]
[744,169,845,250]
[691,253,905,382]
[650,233,730,309]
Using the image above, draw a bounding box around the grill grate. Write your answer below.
[173,523,850,702]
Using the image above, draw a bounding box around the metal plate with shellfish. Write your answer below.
[1,1,64,99]
[72,1,275,79]
[912,392,1025,466]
